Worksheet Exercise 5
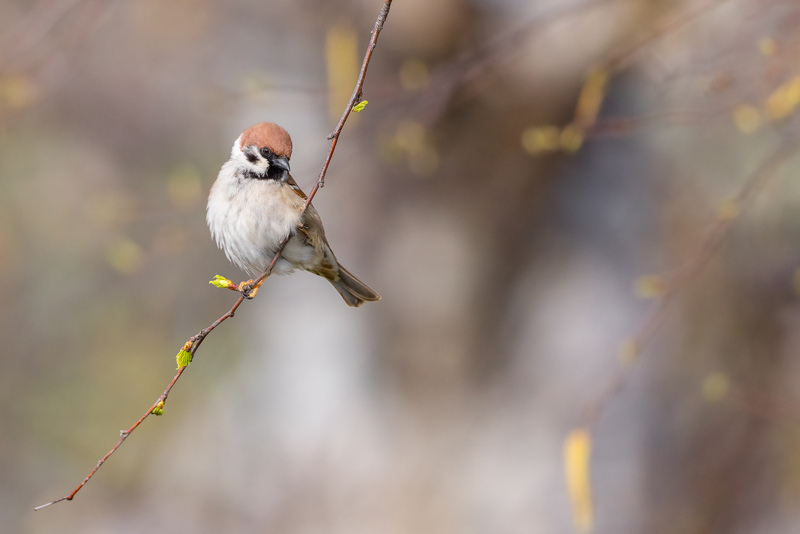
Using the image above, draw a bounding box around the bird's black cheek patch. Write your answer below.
[244,147,259,164]
[267,166,288,180]
[244,169,269,180]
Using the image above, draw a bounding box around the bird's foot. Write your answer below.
[237,279,255,299]
[238,278,266,299]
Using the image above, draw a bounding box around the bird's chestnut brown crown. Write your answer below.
[240,122,293,159]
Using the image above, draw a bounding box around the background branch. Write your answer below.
[580,134,800,429]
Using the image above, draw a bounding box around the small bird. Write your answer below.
[207,122,380,307]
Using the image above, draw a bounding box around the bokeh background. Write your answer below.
[4,0,800,532]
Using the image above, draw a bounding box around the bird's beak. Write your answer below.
[271,157,291,173]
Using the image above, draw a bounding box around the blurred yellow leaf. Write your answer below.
[105,237,143,275]
[564,428,594,532]
[560,125,584,153]
[758,37,776,57]
[702,373,730,402]
[395,120,426,149]
[732,104,761,134]
[716,198,741,221]
[521,126,561,154]
[389,120,439,176]
[352,100,369,113]
[575,69,609,129]
[167,164,202,211]
[635,275,665,298]
[764,76,800,121]
[786,77,800,106]
[0,75,36,110]
[399,59,430,92]
[327,25,359,122]
[618,338,639,365]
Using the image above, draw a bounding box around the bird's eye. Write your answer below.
[260,147,273,159]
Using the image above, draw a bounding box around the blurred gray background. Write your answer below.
[4,0,800,532]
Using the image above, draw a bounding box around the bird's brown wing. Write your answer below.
[282,174,340,279]
[285,174,307,200]
[295,204,341,280]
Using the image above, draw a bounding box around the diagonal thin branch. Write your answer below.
[580,134,800,429]
[34,0,393,511]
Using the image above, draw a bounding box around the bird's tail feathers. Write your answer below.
[329,265,381,308]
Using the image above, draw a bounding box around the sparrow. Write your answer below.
[206,122,381,307]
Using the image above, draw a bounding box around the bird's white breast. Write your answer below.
[207,161,312,276]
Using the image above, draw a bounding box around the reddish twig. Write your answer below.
[248,0,392,292]
[34,0,393,511]
[33,365,191,511]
